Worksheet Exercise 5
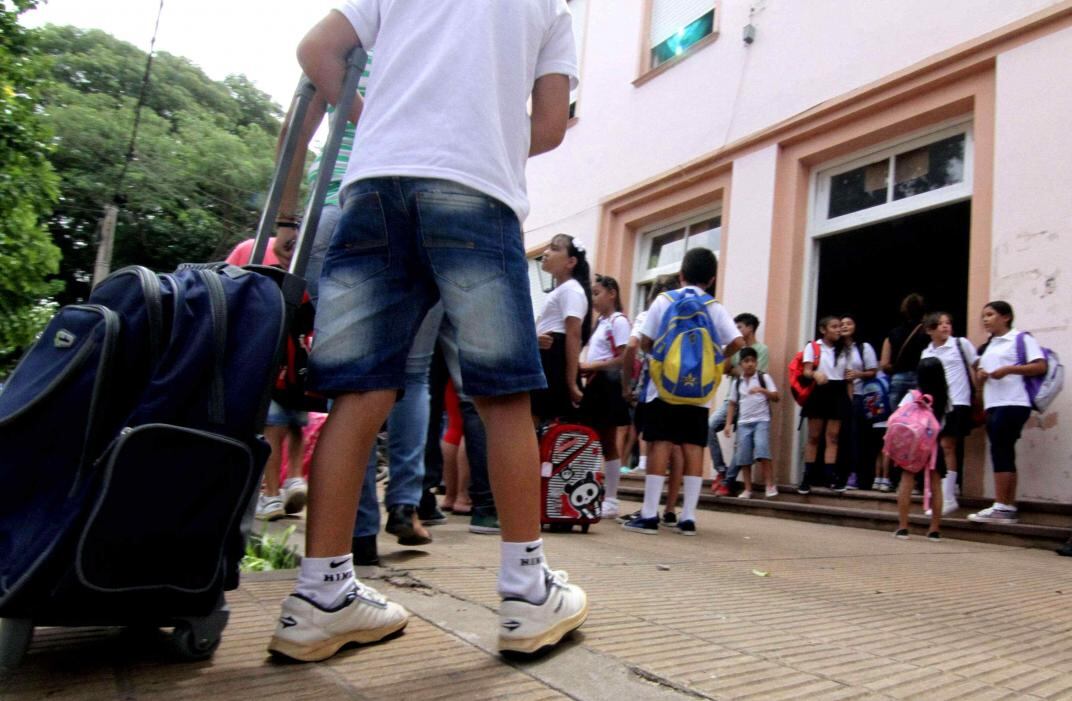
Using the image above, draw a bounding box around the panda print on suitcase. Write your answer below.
[539,421,604,533]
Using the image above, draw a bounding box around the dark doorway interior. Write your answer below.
[815,200,972,352]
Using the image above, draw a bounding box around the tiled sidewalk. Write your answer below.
[5,506,1072,700]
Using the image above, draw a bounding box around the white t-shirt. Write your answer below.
[630,311,648,341]
[802,340,848,380]
[921,337,978,408]
[588,313,632,363]
[536,278,588,335]
[979,329,1044,409]
[639,286,741,403]
[731,372,778,425]
[845,341,878,396]
[335,0,579,221]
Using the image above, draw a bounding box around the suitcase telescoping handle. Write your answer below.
[249,47,368,282]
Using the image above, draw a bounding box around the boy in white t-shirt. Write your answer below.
[624,248,743,536]
[724,347,780,499]
[271,0,586,662]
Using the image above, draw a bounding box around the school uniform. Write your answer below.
[979,329,1043,473]
[800,340,850,420]
[532,278,588,420]
[842,341,879,487]
[921,337,978,439]
[730,373,776,466]
[579,312,632,426]
[638,287,741,447]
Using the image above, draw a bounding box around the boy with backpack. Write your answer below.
[268,0,586,662]
[723,347,780,499]
[624,248,743,536]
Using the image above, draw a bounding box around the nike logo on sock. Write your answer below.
[279,616,297,628]
[525,545,540,553]
[501,620,522,631]
[330,558,350,568]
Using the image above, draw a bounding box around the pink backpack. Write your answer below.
[882,390,940,474]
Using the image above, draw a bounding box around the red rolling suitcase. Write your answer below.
[539,421,604,533]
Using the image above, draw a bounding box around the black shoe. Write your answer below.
[1057,540,1072,557]
[659,511,678,528]
[385,504,433,546]
[418,490,448,525]
[351,535,380,566]
[927,531,942,542]
[797,483,811,495]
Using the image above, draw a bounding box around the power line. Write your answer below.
[113,0,165,203]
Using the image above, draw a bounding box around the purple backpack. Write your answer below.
[1016,332,1064,412]
[882,390,940,474]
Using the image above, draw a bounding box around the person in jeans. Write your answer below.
[723,347,779,499]
[968,300,1046,525]
[878,293,929,491]
[268,0,586,662]
[709,313,767,496]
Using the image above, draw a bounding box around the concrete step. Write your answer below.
[617,477,1072,550]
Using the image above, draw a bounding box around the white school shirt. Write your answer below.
[630,311,648,341]
[588,313,632,362]
[845,341,878,396]
[639,286,741,403]
[335,0,579,221]
[802,340,848,380]
[979,329,1044,409]
[536,278,588,335]
[921,337,978,408]
[731,372,778,425]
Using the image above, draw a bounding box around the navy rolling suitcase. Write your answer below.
[0,49,367,670]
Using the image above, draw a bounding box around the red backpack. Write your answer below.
[788,340,821,406]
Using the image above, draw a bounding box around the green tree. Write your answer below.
[35,25,284,304]
[0,0,62,374]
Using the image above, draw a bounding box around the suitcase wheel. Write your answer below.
[0,617,34,674]
[171,598,229,662]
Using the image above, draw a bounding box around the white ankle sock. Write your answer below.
[296,554,356,608]
[681,475,703,522]
[603,459,621,500]
[943,472,958,501]
[498,540,548,603]
[638,456,648,471]
[641,475,665,518]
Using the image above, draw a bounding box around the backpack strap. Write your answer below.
[954,337,977,392]
[1015,331,1028,365]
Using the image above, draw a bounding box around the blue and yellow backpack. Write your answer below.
[648,289,724,406]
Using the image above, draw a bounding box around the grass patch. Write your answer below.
[242,525,299,572]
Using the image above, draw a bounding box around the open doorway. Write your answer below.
[814,200,972,350]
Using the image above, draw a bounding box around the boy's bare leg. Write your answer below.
[286,425,305,481]
[741,463,753,492]
[665,446,684,512]
[263,426,287,496]
[306,391,396,557]
[472,393,540,542]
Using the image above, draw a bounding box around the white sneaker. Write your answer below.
[601,498,620,520]
[737,490,752,499]
[282,477,308,514]
[255,493,285,521]
[926,498,959,517]
[968,506,1018,524]
[268,583,409,662]
[498,569,588,655]
[765,485,779,498]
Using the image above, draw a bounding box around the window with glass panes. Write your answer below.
[632,212,721,317]
[818,125,971,231]
[649,0,717,69]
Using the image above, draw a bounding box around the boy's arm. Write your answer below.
[530,74,571,156]
[723,336,745,359]
[723,401,736,435]
[621,339,638,399]
[297,11,365,126]
[640,334,653,354]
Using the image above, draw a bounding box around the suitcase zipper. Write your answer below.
[199,270,229,426]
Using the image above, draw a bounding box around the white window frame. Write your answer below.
[812,119,973,238]
[632,207,722,317]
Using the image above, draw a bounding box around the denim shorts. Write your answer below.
[308,177,546,398]
[266,400,309,428]
[734,420,771,465]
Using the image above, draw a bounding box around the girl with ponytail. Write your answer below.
[532,234,592,421]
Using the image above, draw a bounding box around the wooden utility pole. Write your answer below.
[92,204,118,288]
